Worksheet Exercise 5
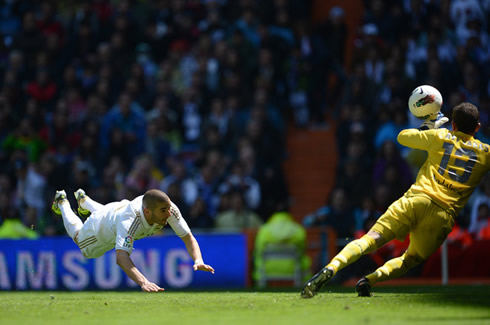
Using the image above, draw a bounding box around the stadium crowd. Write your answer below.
[0,0,490,247]
[303,0,490,244]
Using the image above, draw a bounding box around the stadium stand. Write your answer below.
[0,0,490,285]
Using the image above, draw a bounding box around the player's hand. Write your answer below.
[193,262,215,274]
[419,112,449,130]
[141,281,165,292]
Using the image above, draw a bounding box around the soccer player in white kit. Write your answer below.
[52,188,215,292]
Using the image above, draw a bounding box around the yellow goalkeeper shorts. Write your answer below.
[371,194,455,259]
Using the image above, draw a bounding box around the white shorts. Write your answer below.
[75,216,113,259]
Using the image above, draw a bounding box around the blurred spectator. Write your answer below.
[234,9,260,47]
[94,156,126,203]
[457,61,482,107]
[36,2,64,42]
[39,99,81,155]
[364,0,397,43]
[205,97,232,138]
[446,221,473,249]
[475,203,490,239]
[256,165,289,220]
[0,200,39,239]
[100,92,146,163]
[318,6,347,66]
[13,11,44,69]
[450,0,485,44]
[160,158,198,207]
[124,154,163,193]
[469,175,490,234]
[291,21,329,126]
[372,183,395,215]
[203,149,228,184]
[243,116,282,173]
[218,161,261,210]
[354,195,382,235]
[0,188,14,223]
[165,179,188,216]
[0,0,21,45]
[13,156,48,221]
[372,140,413,195]
[146,95,178,126]
[336,104,372,158]
[5,49,26,84]
[26,68,58,107]
[2,118,47,163]
[375,104,410,152]
[186,197,215,229]
[198,124,227,157]
[71,158,95,192]
[286,44,312,128]
[144,119,173,171]
[215,190,263,231]
[196,163,221,217]
[303,187,356,239]
[336,119,372,164]
[180,87,202,146]
[335,157,371,208]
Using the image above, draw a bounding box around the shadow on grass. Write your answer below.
[405,316,490,322]
[353,285,490,310]
[181,285,490,309]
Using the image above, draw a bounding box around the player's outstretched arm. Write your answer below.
[115,249,165,292]
[181,233,215,274]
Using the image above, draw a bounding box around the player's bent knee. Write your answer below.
[404,253,425,268]
[73,231,80,245]
[366,230,388,248]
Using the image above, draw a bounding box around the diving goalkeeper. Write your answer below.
[302,102,489,297]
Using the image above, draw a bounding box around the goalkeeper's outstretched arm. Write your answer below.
[418,112,449,131]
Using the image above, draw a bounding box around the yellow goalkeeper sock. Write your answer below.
[327,235,376,274]
[365,252,423,286]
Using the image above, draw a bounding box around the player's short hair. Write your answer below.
[452,102,479,135]
[143,189,170,210]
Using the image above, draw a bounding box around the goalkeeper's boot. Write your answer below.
[355,277,371,297]
[301,267,334,298]
[74,188,90,218]
[51,190,67,216]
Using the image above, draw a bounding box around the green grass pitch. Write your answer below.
[1,286,489,325]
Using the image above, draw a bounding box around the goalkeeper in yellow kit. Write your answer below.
[302,102,490,298]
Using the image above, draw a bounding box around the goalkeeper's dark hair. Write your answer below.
[452,102,479,135]
[143,189,170,210]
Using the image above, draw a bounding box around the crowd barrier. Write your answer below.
[422,239,490,279]
[0,234,247,290]
[2,231,489,291]
[302,227,490,284]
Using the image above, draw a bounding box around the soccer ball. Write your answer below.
[408,85,443,120]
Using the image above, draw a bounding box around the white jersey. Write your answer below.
[76,195,190,258]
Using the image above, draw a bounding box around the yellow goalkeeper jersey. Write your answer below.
[397,128,490,217]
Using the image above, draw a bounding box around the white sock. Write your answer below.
[60,202,83,239]
[81,196,104,212]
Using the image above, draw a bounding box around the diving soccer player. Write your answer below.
[52,188,215,292]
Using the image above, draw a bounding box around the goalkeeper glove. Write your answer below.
[419,112,449,130]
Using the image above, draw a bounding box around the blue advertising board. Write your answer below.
[0,234,247,290]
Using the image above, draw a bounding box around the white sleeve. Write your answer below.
[167,202,191,237]
[115,212,137,254]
